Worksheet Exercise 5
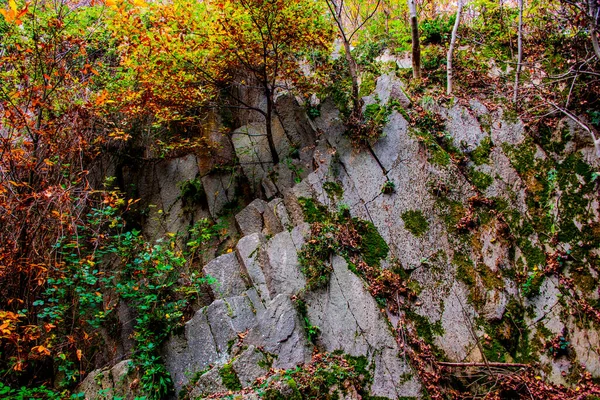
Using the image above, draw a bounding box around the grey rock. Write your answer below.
[133,154,203,240]
[235,199,267,236]
[206,294,260,354]
[77,360,138,400]
[232,345,269,387]
[290,222,310,250]
[491,108,525,145]
[371,111,410,172]
[306,256,421,398]
[374,73,411,107]
[245,287,267,316]
[262,200,284,235]
[162,309,219,393]
[202,172,237,218]
[276,93,317,149]
[268,198,292,230]
[264,230,306,297]
[247,294,312,369]
[482,289,508,321]
[262,176,279,199]
[232,122,288,191]
[236,233,271,303]
[283,188,308,226]
[326,129,387,204]
[189,368,227,398]
[444,104,487,152]
[203,252,247,299]
[435,282,479,361]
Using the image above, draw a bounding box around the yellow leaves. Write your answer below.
[0,0,28,25]
[108,128,131,141]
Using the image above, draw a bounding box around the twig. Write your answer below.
[439,362,530,368]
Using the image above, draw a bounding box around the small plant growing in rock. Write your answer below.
[381,180,396,194]
[546,332,571,359]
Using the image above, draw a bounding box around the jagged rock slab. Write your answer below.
[162,309,220,393]
[262,199,285,235]
[189,368,227,398]
[236,233,271,303]
[374,72,411,107]
[306,256,421,398]
[246,294,312,369]
[371,110,410,172]
[231,121,290,191]
[202,171,237,218]
[236,198,267,236]
[263,230,306,297]
[77,360,138,400]
[203,252,247,299]
[206,293,262,354]
[443,104,487,151]
[232,345,269,388]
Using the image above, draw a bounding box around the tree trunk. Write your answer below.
[264,87,280,165]
[408,0,421,79]
[513,0,523,104]
[343,38,361,115]
[447,0,463,95]
[589,0,600,59]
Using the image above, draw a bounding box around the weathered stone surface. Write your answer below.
[189,367,227,398]
[202,171,236,218]
[231,121,290,191]
[203,252,247,299]
[481,289,508,321]
[77,360,138,400]
[235,199,267,236]
[206,294,260,354]
[443,104,487,151]
[490,109,525,145]
[326,128,387,204]
[236,233,271,303]
[262,200,284,235]
[373,73,411,107]
[371,111,410,172]
[264,230,306,297]
[269,198,292,230]
[232,345,269,387]
[435,282,479,361]
[162,309,219,393]
[247,294,312,369]
[306,256,421,398]
[276,93,317,150]
[129,154,205,240]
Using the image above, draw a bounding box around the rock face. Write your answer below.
[78,360,139,400]
[82,74,600,399]
[306,256,421,398]
[156,189,419,398]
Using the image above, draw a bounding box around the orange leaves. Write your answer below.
[31,345,51,357]
[0,311,21,339]
[0,0,28,25]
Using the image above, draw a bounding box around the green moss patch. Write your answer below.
[219,363,242,391]
[401,210,430,237]
[471,137,493,165]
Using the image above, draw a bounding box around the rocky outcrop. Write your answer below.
[81,73,600,399]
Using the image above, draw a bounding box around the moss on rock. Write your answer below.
[401,210,430,237]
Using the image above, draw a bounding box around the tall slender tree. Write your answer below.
[513,0,524,104]
[324,0,381,116]
[447,0,464,95]
[408,0,421,79]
